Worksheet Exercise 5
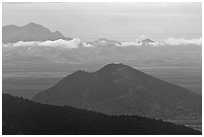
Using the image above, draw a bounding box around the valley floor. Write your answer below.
[166,116,202,132]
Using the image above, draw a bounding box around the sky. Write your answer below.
[2,2,202,41]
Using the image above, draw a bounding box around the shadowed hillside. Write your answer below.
[33,63,201,118]
[3,94,201,135]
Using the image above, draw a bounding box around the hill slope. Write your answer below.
[2,22,71,43]
[33,63,201,118]
[3,94,201,135]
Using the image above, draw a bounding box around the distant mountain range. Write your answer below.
[2,22,71,43]
[2,22,201,47]
[1,22,171,47]
[2,22,162,46]
[33,63,201,118]
[3,94,201,135]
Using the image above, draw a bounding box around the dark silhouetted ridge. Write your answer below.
[3,94,201,135]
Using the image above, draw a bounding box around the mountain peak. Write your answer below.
[73,69,87,74]
[25,22,42,28]
[102,63,126,68]
[33,63,201,118]
[3,22,71,43]
[142,39,154,43]
[97,63,131,73]
[27,22,38,25]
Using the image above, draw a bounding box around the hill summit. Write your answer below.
[33,63,201,118]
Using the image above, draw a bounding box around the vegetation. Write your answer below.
[3,94,201,135]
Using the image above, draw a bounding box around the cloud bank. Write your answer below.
[120,41,142,47]
[3,38,81,48]
[3,37,202,48]
[164,37,202,46]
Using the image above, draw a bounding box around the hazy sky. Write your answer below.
[3,2,202,41]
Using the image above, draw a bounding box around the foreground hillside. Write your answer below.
[33,63,201,118]
[3,94,201,135]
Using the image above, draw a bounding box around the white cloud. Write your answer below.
[3,41,40,47]
[82,42,94,48]
[3,37,202,49]
[39,38,81,48]
[119,35,146,47]
[119,37,202,47]
[3,38,81,48]
[119,41,141,47]
[164,37,202,46]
